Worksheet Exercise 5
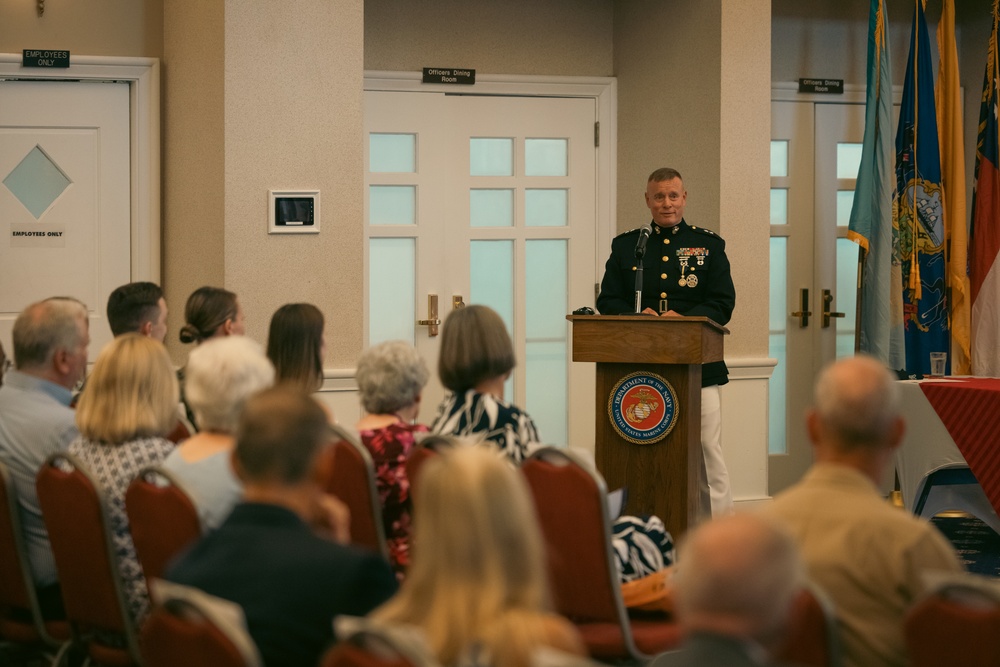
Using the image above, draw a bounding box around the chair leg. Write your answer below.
[50,640,72,667]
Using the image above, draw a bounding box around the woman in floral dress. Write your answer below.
[354,340,430,577]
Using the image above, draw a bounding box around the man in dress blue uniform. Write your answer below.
[597,167,736,516]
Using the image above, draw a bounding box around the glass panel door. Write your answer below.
[364,91,598,448]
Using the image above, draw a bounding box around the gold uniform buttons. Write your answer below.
[663,239,670,245]
[660,273,667,279]
[662,256,668,261]
[660,292,667,298]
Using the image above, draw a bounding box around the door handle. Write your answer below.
[790,288,812,328]
[822,289,845,328]
[417,294,442,336]
[452,295,466,310]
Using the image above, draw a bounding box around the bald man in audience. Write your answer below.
[166,387,397,667]
[653,514,804,667]
[106,281,168,342]
[0,297,89,617]
[763,355,964,667]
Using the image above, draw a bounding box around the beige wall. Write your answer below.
[162,0,225,363]
[364,0,613,75]
[614,1,722,235]
[0,0,162,58]
[223,0,365,366]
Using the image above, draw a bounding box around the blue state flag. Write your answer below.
[892,0,949,375]
[848,0,905,371]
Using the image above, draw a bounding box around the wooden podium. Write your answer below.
[567,315,728,538]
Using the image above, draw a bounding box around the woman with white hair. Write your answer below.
[163,336,275,529]
[354,340,429,577]
[369,445,584,667]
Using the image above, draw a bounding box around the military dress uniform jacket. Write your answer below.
[596,219,736,387]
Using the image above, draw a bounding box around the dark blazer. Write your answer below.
[166,502,398,667]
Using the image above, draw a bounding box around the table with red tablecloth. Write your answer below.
[895,378,1000,526]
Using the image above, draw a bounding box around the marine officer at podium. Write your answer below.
[597,167,736,516]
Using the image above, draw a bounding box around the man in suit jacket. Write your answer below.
[653,513,804,667]
[167,386,398,667]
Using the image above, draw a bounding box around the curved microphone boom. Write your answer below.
[634,224,652,258]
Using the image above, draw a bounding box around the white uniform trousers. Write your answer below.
[701,384,732,516]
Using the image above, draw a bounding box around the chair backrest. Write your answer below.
[404,434,457,503]
[324,425,389,559]
[125,466,202,585]
[35,452,142,661]
[906,581,1000,667]
[142,595,261,667]
[0,460,61,647]
[521,448,630,623]
[775,581,842,667]
[323,617,425,667]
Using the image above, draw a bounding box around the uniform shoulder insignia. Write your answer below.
[690,226,720,237]
[615,226,644,239]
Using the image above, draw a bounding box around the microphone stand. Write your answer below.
[634,249,645,314]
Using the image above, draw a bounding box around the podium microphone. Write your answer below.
[634,224,652,258]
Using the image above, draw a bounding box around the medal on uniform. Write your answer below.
[677,256,689,287]
[687,274,698,287]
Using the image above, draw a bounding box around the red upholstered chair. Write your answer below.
[0,460,71,662]
[404,434,457,503]
[322,618,420,667]
[141,590,261,667]
[521,447,682,661]
[324,424,389,559]
[125,466,202,588]
[35,453,142,666]
[775,581,842,667]
[905,578,1000,667]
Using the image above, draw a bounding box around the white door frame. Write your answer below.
[364,71,617,283]
[0,54,160,282]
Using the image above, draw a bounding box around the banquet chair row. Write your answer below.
[905,575,1000,667]
[522,447,843,667]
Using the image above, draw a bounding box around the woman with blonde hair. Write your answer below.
[69,333,179,622]
[371,445,584,667]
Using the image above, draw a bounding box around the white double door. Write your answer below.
[364,90,600,447]
[769,96,899,493]
[0,80,131,361]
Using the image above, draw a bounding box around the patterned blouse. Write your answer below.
[430,390,540,463]
[358,422,428,578]
[67,435,175,622]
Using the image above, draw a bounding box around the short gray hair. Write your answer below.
[185,336,275,433]
[814,355,900,448]
[12,297,88,370]
[675,514,804,643]
[355,340,429,414]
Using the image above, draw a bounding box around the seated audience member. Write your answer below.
[354,340,430,576]
[69,333,179,622]
[178,286,246,431]
[370,444,585,667]
[653,514,804,667]
[430,304,539,462]
[162,337,274,529]
[763,355,964,667]
[431,304,675,583]
[0,297,89,617]
[167,387,398,667]
[266,302,325,393]
[106,281,169,342]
